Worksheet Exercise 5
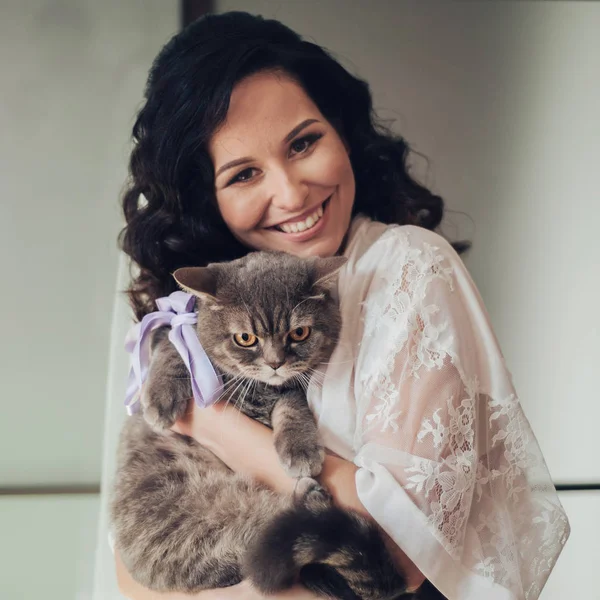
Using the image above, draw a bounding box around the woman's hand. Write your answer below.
[173,400,425,592]
[172,399,297,494]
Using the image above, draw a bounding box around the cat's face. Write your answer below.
[174,252,345,386]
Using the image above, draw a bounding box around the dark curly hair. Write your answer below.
[120,11,467,320]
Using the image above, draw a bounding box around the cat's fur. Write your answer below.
[112,251,411,599]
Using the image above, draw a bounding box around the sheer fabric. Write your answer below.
[307,216,569,599]
[93,254,131,600]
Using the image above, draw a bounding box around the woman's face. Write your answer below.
[210,71,355,258]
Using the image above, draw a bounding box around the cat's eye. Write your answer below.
[289,326,311,342]
[233,333,258,347]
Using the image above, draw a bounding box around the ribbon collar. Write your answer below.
[124,291,222,416]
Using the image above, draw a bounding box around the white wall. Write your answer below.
[0,0,178,486]
[0,2,178,598]
[0,494,100,600]
[217,0,600,484]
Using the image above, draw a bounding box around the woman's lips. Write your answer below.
[271,195,332,242]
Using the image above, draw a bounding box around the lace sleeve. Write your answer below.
[351,227,569,600]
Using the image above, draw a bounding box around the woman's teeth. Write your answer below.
[278,204,324,234]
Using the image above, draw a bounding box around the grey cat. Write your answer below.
[111,251,412,600]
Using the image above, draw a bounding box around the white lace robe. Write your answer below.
[307,216,570,600]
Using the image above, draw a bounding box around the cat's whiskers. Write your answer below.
[309,371,345,386]
[212,376,253,441]
[290,360,313,374]
[223,375,249,406]
[233,377,255,418]
[249,377,258,404]
[241,367,268,385]
[232,378,250,411]
[214,374,245,402]
[285,362,328,389]
[294,365,319,381]
[290,373,307,393]
[217,375,249,415]
[305,366,344,386]
[218,374,243,390]
[292,372,312,393]
[304,370,320,384]
[304,374,325,389]
[239,380,254,414]
[317,358,354,366]
[298,362,324,377]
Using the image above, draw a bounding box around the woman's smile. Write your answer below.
[210,72,355,258]
[267,194,331,240]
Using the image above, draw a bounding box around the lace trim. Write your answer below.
[408,378,478,559]
[362,232,455,434]
[358,229,569,597]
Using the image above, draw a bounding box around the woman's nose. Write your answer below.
[269,168,309,212]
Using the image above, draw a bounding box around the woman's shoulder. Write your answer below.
[380,223,455,253]
[348,216,459,269]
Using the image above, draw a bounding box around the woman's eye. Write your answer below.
[228,168,257,186]
[289,133,323,157]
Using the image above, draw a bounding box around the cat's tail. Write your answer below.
[244,495,411,600]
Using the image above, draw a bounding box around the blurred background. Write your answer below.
[1,1,598,598]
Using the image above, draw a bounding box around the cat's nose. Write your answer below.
[267,360,285,371]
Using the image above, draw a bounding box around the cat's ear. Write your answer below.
[312,256,348,291]
[173,267,218,304]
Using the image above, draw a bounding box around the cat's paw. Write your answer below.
[274,435,325,479]
[293,477,332,512]
[141,384,189,432]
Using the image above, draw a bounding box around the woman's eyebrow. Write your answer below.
[215,157,253,179]
[282,118,320,144]
[215,118,321,179]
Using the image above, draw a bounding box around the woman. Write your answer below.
[115,11,569,600]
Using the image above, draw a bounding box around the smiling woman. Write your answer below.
[211,73,355,258]
[119,12,450,322]
[114,10,569,600]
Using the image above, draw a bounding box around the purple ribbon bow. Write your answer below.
[124,291,222,416]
